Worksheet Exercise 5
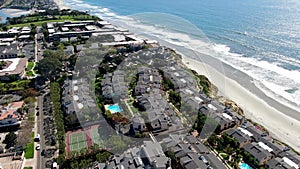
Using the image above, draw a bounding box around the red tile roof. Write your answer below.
[0,109,18,120]
[8,101,24,109]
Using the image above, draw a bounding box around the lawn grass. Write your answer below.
[220,153,228,159]
[24,132,35,159]
[27,62,35,70]
[9,19,75,27]
[24,141,34,159]
[0,79,31,91]
[26,70,35,77]
[9,15,98,28]
[24,167,33,169]
[127,100,139,114]
[28,112,35,123]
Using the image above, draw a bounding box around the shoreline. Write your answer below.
[0,8,31,17]
[102,26,300,152]
[0,8,31,23]
[181,55,300,152]
[4,0,299,153]
[53,0,71,10]
[134,33,300,152]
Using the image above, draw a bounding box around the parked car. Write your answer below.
[34,134,40,142]
[36,144,41,150]
[41,149,46,156]
[53,162,58,169]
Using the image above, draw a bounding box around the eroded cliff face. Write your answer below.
[224,99,244,116]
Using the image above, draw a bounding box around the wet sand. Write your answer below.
[139,34,300,152]
[181,54,300,152]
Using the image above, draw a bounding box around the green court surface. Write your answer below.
[90,128,102,145]
[69,132,87,152]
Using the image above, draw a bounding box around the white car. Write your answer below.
[36,144,41,150]
[34,134,40,142]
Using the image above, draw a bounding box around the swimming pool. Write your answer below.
[239,163,251,169]
[106,104,122,113]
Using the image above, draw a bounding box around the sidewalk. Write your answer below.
[23,99,39,169]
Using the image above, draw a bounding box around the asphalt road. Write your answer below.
[36,95,46,169]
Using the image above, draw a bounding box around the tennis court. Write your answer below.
[90,128,103,146]
[69,131,87,152]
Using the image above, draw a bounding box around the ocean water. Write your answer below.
[64,0,300,111]
[0,10,7,23]
[0,9,29,23]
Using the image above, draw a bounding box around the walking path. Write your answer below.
[23,98,39,169]
[123,99,134,117]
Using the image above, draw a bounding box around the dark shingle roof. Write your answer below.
[265,158,292,169]
[226,128,251,146]
[243,143,273,163]
[202,153,227,169]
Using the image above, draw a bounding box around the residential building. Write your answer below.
[101,71,128,100]
[279,150,300,167]
[62,78,98,129]
[243,142,274,166]
[246,125,268,142]
[162,65,197,91]
[226,128,252,148]
[162,134,227,169]
[260,137,285,156]
[199,104,243,131]
[131,113,147,133]
[136,94,179,132]
[0,101,24,129]
[106,141,171,169]
[0,44,19,59]
[0,58,27,81]
[265,157,297,169]
[134,66,161,96]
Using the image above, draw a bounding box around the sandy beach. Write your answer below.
[1,8,31,17]
[122,33,300,152]
[53,0,70,10]
[90,14,300,154]
[182,55,300,152]
[2,0,298,153]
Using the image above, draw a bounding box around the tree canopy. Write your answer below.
[36,57,62,81]
[3,132,17,149]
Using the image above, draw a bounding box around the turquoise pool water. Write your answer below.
[239,163,251,169]
[107,104,122,113]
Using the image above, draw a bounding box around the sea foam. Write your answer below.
[64,0,300,112]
